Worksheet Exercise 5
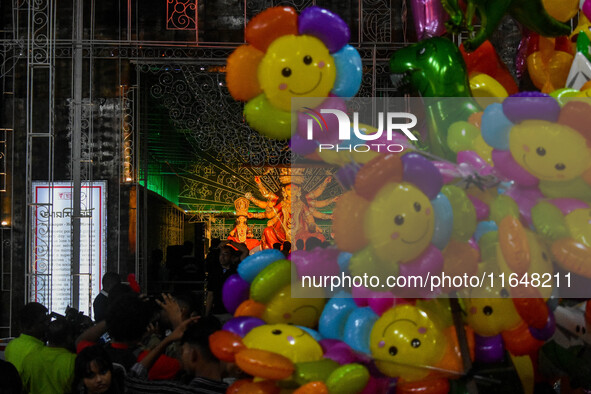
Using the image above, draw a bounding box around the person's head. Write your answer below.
[218,245,237,269]
[73,346,113,394]
[237,216,247,225]
[282,241,291,256]
[180,316,222,377]
[47,316,75,351]
[105,293,151,344]
[19,302,49,340]
[273,243,282,250]
[101,272,121,293]
[305,236,322,251]
[296,239,304,251]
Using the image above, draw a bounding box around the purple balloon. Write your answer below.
[504,185,544,226]
[402,153,443,200]
[491,149,539,186]
[457,150,493,176]
[529,311,556,340]
[222,316,265,338]
[290,134,318,155]
[584,0,591,21]
[410,0,448,40]
[468,195,490,221]
[222,274,251,315]
[549,198,590,216]
[475,334,504,363]
[398,245,443,278]
[292,248,340,279]
[298,7,350,53]
[433,161,460,184]
[502,93,560,124]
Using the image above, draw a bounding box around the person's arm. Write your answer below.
[155,293,183,329]
[130,316,200,379]
[205,291,214,316]
[76,320,107,346]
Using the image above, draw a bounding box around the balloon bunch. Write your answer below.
[223,249,327,328]
[332,151,478,298]
[226,6,362,140]
[319,298,474,394]
[210,321,369,393]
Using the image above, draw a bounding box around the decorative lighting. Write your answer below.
[1,220,8,226]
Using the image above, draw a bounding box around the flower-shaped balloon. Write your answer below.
[319,298,473,393]
[226,6,362,140]
[332,152,478,297]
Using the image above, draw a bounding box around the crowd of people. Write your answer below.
[1,240,258,394]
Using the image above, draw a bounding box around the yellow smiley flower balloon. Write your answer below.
[226,6,362,140]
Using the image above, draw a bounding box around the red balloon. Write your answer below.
[209,330,246,363]
[235,348,295,380]
[294,381,329,394]
[354,153,403,200]
[512,298,548,330]
[245,7,298,52]
[502,321,543,356]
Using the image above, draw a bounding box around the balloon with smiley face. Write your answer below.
[370,304,447,381]
[226,6,362,140]
[481,94,591,202]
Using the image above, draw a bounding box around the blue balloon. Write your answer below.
[343,307,378,355]
[431,193,453,250]
[337,252,352,275]
[331,45,363,99]
[298,326,324,342]
[237,249,285,282]
[319,294,356,340]
[474,220,498,242]
[481,103,512,150]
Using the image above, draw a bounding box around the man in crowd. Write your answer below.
[21,317,77,393]
[4,302,49,375]
[93,272,121,322]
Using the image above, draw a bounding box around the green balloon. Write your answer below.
[490,195,520,225]
[540,179,591,203]
[442,0,570,51]
[447,121,480,153]
[250,259,293,303]
[441,185,477,242]
[292,359,339,386]
[478,231,499,263]
[531,202,570,241]
[577,33,591,62]
[549,88,580,106]
[244,93,293,140]
[389,38,480,161]
[326,363,370,394]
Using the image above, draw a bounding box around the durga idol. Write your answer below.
[228,197,261,250]
[245,176,292,250]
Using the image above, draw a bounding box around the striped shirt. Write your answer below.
[125,375,227,393]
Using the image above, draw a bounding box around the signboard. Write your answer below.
[31,181,107,317]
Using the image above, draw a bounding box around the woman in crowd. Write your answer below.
[72,345,124,394]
